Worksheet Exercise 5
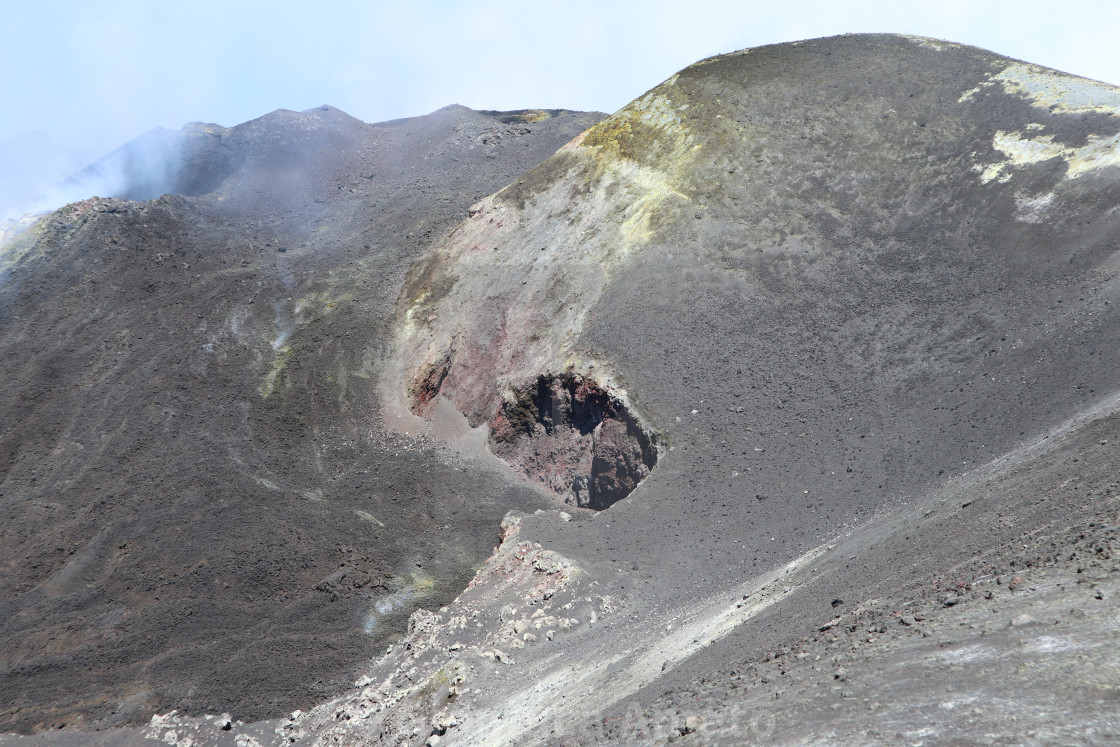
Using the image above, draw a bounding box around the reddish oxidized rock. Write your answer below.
[486,374,659,510]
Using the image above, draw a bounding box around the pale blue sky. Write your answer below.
[3,1,1119,170]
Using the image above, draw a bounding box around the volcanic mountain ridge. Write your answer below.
[3,33,1120,746]
[0,102,604,734]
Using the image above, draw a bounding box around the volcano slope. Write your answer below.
[0,104,604,733]
[4,33,1120,747]
[286,34,1120,745]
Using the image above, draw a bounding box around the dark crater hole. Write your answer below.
[488,373,660,510]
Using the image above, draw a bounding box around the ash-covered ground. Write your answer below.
[0,104,602,732]
[3,33,1120,746]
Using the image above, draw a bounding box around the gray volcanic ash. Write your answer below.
[0,103,603,734]
[3,33,1120,746]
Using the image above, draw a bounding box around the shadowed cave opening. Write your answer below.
[487,373,660,510]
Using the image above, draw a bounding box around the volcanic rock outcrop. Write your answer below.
[4,33,1120,746]
[488,373,659,510]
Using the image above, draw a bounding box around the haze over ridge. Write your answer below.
[4,1,1120,220]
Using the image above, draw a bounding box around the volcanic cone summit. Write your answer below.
[4,33,1120,746]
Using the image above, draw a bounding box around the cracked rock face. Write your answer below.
[488,373,660,509]
[409,362,663,509]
